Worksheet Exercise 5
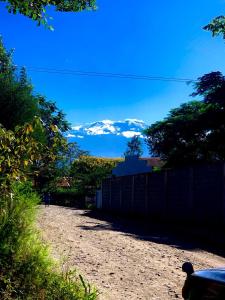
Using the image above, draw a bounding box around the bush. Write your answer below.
[0,182,98,300]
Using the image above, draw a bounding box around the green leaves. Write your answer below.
[145,72,225,167]
[71,156,122,196]
[204,16,225,39]
[1,0,97,28]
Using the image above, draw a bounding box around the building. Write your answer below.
[111,155,163,177]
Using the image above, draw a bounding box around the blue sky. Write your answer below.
[0,0,225,126]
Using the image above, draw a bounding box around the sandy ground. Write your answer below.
[38,205,225,300]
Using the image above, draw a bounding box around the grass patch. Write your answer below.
[0,182,98,300]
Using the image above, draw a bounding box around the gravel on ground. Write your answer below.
[37,205,225,300]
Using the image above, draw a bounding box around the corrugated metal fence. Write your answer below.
[101,162,225,225]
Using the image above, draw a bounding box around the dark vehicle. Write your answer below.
[182,262,225,299]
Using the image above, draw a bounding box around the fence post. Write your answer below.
[131,175,135,213]
[188,167,194,221]
[163,170,168,221]
[119,177,122,210]
[222,163,225,225]
[145,174,149,216]
[109,178,112,209]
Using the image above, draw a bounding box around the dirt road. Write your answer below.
[38,206,225,300]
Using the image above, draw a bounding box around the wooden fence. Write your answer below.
[101,162,225,225]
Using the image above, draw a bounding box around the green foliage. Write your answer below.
[0,39,38,130]
[0,119,45,189]
[0,116,67,193]
[38,96,70,134]
[53,142,89,181]
[0,182,98,299]
[0,36,15,76]
[145,71,225,167]
[0,38,74,190]
[204,16,225,39]
[71,156,122,196]
[33,96,71,190]
[64,142,89,166]
[124,135,143,157]
[0,0,97,28]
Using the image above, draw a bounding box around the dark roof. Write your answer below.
[139,157,165,168]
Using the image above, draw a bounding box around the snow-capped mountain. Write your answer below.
[66,119,148,157]
[67,119,146,139]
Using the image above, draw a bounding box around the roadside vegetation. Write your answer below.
[1,2,225,299]
[0,38,98,299]
[0,182,98,300]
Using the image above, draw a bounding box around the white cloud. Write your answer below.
[72,125,82,131]
[66,133,76,138]
[121,131,142,138]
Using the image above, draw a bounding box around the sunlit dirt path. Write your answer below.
[38,205,225,300]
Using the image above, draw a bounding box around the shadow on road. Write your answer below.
[62,208,225,258]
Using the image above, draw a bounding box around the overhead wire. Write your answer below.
[21,66,197,83]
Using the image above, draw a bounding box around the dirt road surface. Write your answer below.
[38,206,225,300]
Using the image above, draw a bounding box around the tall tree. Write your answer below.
[0,39,39,130]
[145,71,225,167]
[0,38,73,189]
[70,156,121,196]
[124,135,143,157]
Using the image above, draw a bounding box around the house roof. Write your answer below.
[139,157,165,168]
[57,177,71,187]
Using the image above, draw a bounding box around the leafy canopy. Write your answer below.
[204,16,225,39]
[70,156,121,195]
[0,38,74,191]
[144,71,225,167]
[1,0,97,28]
[0,39,39,130]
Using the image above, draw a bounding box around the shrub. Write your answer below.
[0,182,98,300]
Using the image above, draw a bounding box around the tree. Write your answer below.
[1,0,97,28]
[0,38,75,190]
[51,142,89,182]
[204,16,225,39]
[144,71,225,167]
[66,142,89,164]
[0,38,39,130]
[124,135,143,157]
[70,156,121,196]
[0,119,46,190]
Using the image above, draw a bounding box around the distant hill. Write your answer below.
[66,119,149,157]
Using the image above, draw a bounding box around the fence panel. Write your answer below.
[193,163,223,224]
[133,174,147,215]
[121,175,133,214]
[111,177,121,211]
[147,172,166,220]
[101,162,225,225]
[102,178,111,210]
[166,168,191,222]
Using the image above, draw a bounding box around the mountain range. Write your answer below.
[66,119,149,157]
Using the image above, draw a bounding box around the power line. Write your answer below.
[21,65,196,83]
